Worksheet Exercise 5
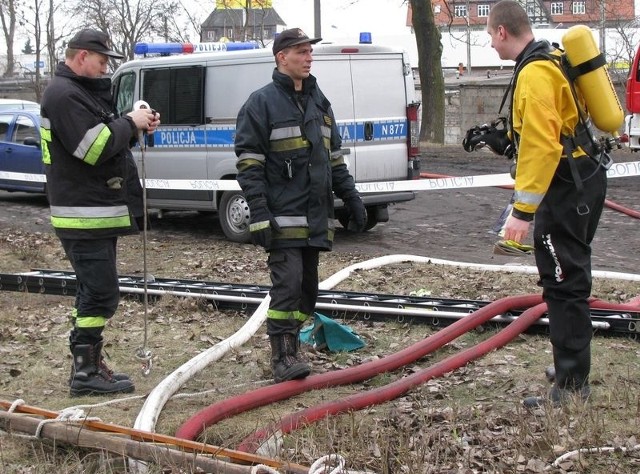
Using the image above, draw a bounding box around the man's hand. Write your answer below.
[248,197,280,248]
[345,197,367,232]
[127,108,160,132]
[503,214,531,244]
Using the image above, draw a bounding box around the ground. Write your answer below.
[0,145,639,473]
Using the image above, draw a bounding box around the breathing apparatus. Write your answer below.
[463,25,623,164]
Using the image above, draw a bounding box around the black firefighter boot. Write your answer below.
[68,339,130,384]
[524,345,591,409]
[69,343,135,397]
[267,319,311,383]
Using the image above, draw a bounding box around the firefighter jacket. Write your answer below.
[510,42,587,221]
[41,62,142,239]
[235,68,359,250]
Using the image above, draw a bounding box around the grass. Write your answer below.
[1,233,639,473]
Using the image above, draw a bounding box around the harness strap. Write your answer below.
[561,136,589,216]
[562,53,607,82]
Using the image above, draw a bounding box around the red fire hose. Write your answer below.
[237,301,548,453]
[175,294,542,441]
[236,297,640,453]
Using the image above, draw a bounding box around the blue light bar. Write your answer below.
[192,41,260,52]
[134,43,194,55]
[359,32,372,44]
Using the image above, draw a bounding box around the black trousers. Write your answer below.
[533,157,607,355]
[60,237,120,346]
[267,247,320,322]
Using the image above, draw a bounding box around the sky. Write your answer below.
[271,0,412,43]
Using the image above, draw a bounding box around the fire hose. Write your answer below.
[175,296,639,446]
[174,294,542,441]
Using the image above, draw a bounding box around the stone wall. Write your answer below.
[442,79,627,145]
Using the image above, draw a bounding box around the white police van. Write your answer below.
[111,40,420,243]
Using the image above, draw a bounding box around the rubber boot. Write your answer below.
[524,345,591,409]
[267,319,311,383]
[69,343,135,396]
[68,341,130,383]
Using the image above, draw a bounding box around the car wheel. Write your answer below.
[219,190,251,243]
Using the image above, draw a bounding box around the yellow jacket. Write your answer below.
[511,53,586,219]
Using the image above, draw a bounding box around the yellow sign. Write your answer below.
[216,0,272,8]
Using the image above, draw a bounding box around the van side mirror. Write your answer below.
[23,137,40,148]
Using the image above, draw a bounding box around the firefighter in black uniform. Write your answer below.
[40,29,160,396]
[487,2,607,407]
[235,28,367,383]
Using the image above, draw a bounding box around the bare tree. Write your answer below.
[410,0,445,143]
[70,0,180,61]
[0,0,19,77]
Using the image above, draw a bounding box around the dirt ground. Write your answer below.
[0,145,639,473]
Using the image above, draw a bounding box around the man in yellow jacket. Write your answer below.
[487,1,607,408]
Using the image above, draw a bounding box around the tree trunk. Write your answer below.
[410,0,445,144]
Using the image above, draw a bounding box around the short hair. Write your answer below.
[488,0,532,37]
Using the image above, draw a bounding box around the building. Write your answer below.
[429,0,635,29]
[200,7,286,43]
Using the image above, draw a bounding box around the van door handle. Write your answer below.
[364,121,373,141]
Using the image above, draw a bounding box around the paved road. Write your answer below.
[1,147,638,274]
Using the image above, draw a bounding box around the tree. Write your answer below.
[410,0,445,144]
[21,36,33,53]
[0,0,19,77]
[70,0,180,62]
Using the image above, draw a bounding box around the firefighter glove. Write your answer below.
[345,196,367,232]
[248,197,281,248]
[462,117,514,159]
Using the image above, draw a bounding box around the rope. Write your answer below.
[552,444,640,467]
[250,465,281,474]
[7,398,25,413]
[134,101,153,377]
[34,407,102,438]
[309,454,346,474]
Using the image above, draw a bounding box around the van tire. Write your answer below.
[219,191,251,243]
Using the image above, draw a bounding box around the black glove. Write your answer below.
[248,197,280,248]
[345,196,367,232]
[462,117,514,159]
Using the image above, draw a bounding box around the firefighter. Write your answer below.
[235,28,367,383]
[487,1,608,408]
[40,28,160,396]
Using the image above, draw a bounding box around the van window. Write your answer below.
[142,66,205,125]
[114,71,136,115]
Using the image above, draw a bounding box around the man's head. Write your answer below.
[487,0,534,61]
[273,28,322,89]
[66,28,124,78]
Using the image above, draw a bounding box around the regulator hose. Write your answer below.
[174,294,542,441]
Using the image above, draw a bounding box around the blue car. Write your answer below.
[0,109,45,194]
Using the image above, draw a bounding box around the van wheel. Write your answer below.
[219,191,251,243]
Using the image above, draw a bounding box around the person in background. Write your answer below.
[487,1,607,408]
[234,28,367,383]
[40,28,160,396]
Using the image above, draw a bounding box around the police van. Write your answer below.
[111,40,420,243]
